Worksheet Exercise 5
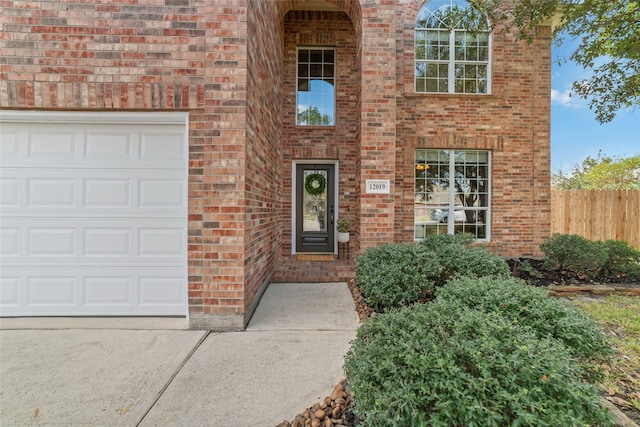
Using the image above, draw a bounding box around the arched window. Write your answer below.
[415,0,490,94]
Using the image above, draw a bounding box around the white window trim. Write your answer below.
[414,149,492,242]
[414,19,492,95]
[295,47,337,126]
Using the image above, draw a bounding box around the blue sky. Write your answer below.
[550,39,639,173]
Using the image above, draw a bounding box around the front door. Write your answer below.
[295,164,335,253]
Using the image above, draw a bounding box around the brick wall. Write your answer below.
[281,10,360,255]
[244,0,283,316]
[0,0,252,328]
[394,0,552,257]
[1,0,552,328]
[358,0,398,250]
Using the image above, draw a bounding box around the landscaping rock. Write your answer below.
[276,379,353,427]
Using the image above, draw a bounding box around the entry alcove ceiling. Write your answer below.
[290,0,342,11]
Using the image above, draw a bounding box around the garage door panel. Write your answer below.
[85,130,133,160]
[84,179,131,208]
[139,131,186,161]
[139,276,186,306]
[28,227,76,256]
[2,170,185,216]
[139,228,186,257]
[1,123,185,170]
[84,228,131,257]
[139,179,184,208]
[28,276,76,306]
[29,130,81,159]
[28,178,77,207]
[1,269,186,315]
[0,277,20,306]
[0,178,20,207]
[0,228,20,257]
[0,128,22,157]
[3,220,185,264]
[84,277,131,306]
[0,116,188,317]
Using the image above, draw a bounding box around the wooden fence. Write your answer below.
[550,190,640,248]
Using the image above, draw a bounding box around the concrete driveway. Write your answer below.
[0,282,359,426]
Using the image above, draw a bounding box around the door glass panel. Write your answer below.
[303,170,327,232]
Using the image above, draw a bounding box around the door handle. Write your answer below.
[330,206,334,225]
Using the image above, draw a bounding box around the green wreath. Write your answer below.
[304,173,326,196]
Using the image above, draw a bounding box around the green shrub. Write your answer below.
[602,239,640,276]
[424,242,510,285]
[436,276,613,372]
[355,243,441,312]
[418,232,475,248]
[540,234,608,277]
[345,300,612,427]
[356,237,509,312]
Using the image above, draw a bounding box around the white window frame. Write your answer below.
[414,149,491,241]
[296,47,336,126]
[414,2,492,94]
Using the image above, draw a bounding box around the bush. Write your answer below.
[540,233,640,278]
[418,232,475,248]
[436,276,613,372]
[602,239,640,276]
[355,243,441,312]
[422,241,510,285]
[345,298,613,427]
[356,237,509,311]
[540,234,608,277]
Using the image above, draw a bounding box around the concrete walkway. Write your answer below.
[0,282,359,426]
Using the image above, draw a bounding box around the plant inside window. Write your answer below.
[415,0,490,94]
[297,48,335,126]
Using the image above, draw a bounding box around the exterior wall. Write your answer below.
[393,0,552,257]
[245,1,283,317]
[358,0,397,250]
[281,10,360,255]
[0,0,251,328]
[0,0,552,328]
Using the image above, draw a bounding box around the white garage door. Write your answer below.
[0,112,188,316]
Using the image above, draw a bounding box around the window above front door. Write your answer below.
[296,48,336,126]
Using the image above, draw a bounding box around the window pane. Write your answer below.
[415,149,490,240]
[310,63,322,77]
[323,50,334,63]
[415,1,490,94]
[297,48,335,126]
[309,50,322,62]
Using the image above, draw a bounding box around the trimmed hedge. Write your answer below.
[344,278,613,427]
[436,276,613,380]
[356,235,509,311]
[540,233,640,278]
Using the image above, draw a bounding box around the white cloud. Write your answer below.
[551,88,583,108]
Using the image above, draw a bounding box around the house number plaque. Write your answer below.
[366,179,390,194]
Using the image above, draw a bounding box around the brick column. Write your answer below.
[359,1,397,250]
[189,0,249,329]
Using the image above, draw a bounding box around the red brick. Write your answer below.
[0,0,551,329]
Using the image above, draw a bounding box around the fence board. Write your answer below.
[550,190,640,248]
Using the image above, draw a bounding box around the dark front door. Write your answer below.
[296,164,335,253]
